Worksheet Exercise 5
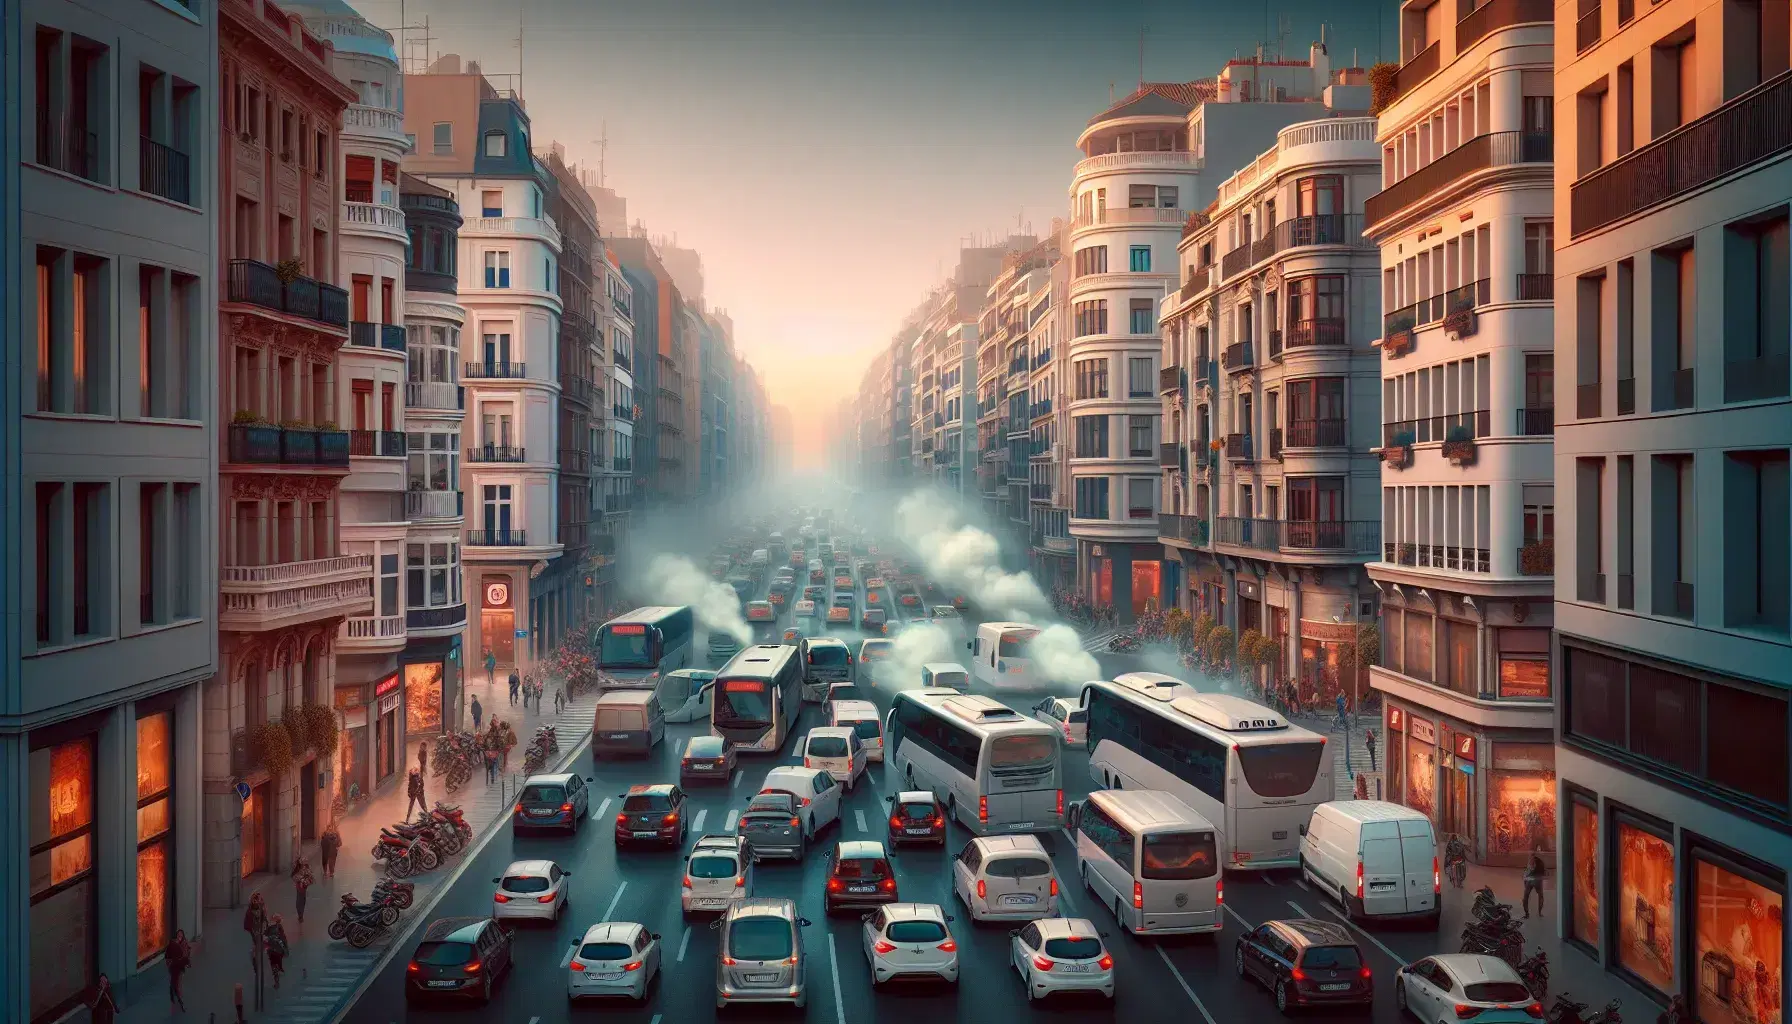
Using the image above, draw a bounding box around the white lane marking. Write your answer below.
[1287,899,1312,916]
[594,798,612,821]
[677,926,692,962]
[692,809,708,832]
[1262,873,1278,886]
[651,1016,663,1024]
[854,810,868,833]
[528,1017,540,1024]
[827,932,847,1024]
[1224,904,1255,932]
[1318,903,1411,966]
[1155,946,1220,1024]
[559,941,576,968]
[1295,878,1311,892]
[724,809,739,832]
[601,881,629,922]
[732,768,743,788]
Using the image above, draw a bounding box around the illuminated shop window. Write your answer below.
[137,711,173,963]
[30,735,96,1020]
[1616,819,1676,994]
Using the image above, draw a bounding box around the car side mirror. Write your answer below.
[708,920,723,932]
[945,915,956,923]
[797,917,812,927]
[563,871,573,877]
[585,777,594,783]
[884,795,893,803]
[491,877,501,884]
[651,933,661,941]
[1008,928,1020,938]
[860,913,873,923]
[964,641,973,650]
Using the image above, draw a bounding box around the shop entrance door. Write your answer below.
[481,608,515,665]
[381,706,397,780]
[241,784,269,877]
[1445,765,1475,849]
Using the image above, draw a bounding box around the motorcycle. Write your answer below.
[522,739,549,776]
[328,891,401,938]
[1517,949,1550,1002]
[430,803,472,844]
[387,821,452,863]
[536,725,559,755]
[340,902,389,949]
[1472,885,1505,918]
[1547,994,1622,1024]
[371,832,419,878]
[1460,921,1524,967]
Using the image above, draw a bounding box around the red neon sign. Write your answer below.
[610,624,647,635]
[375,673,402,697]
[723,681,766,692]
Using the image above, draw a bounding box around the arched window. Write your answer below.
[482,130,507,158]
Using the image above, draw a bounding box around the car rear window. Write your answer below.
[847,720,881,740]
[622,793,669,812]
[807,736,849,758]
[865,610,885,622]
[687,738,724,756]
[998,629,1038,657]
[502,875,550,893]
[899,802,937,820]
[1299,945,1363,970]
[1142,831,1219,880]
[519,785,564,804]
[834,857,891,880]
[990,735,1056,767]
[725,918,793,961]
[1043,937,1103,960]
[1464,981,1534,1002]
[596,708,644,730]
[746,794,794,814]
[413,941,474,966]
[885,920,947,943]
[578,941,633,961]
[1235,741,1326,798]
[1067,709,1088,724]
[689,855,739,879]
[986,856,1052,879]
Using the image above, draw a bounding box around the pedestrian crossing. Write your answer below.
[258,949,381,1024]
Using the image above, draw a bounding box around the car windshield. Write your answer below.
[860,645,890,658]
[622,793,670,812]
[1465,981,1534,1002]
[834,857,891,880]
[807,736,849,757]
[831,687,865,702]
[595,708,643,730]
[687,738,724,757]
[1300,946,1363,969]
[502,875,550,893]
[578,941,633,961]
[725,918,794,961]
[1043,937,1103,960]
[987,856,1052,879]
[689,855,739,879]
[1236,742,1326,798]
[710,632,737,646]
[598,627,653,668]
[848,720,881,740]
[413,941,475,965]
[899,801,937,820]
[807,646,847,666]
[990,735,1056,768]
[998,629,1038,656]
[714,679,772,727]
[519,785,564,804]
[885,920,946,943]
[1142,831,1220,880]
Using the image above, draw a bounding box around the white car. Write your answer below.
[801,727,868,792]
[829,700,884,762]
[862,903,959,987]
[682,834,751,915]
[1010,918,1115,1003]
[491,859,570,922]
[758,766,843,839]
[1029,697,1087,747]
[1395,954,1541,1022]
[952,835,1059,922]
[567,921,662,1003]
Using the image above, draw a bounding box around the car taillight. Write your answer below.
[1064,724,1073,740]
[569,961,585,972]
[1434,855,1441,894]
[722,957,738,966]
[789,817,801,827]
[1291,967,1307,981]
[616,813,627,825]
[407,962,421,974]
[880,877,896,891]
[735,876,746,888]
[1454,1006,1481,1020]
[1216,878,1224,905]
[1133,881,1143,909]
[1056,790,1064,816]
[514,803,524,815]
[800,797,810,807]
[621,960,642,972]
[979,796,988,823]
[682,759,692,767]
[1050,877,1059,896]
[682,876,692,888]
[537,893,556,903]
[827,878,842,892]
[663,813,678,824]
[464,960,482,975]
[933,815,945,828]
[1356,861,1365,901]
[976,879,986,899]
[890,816,903,828]
[1524,1003,1545,1019]
[1097,953,1114,970]
[1032,955,1053,971]
[493,893,510,903]
[561,803,573,813]
[1360,967,1373,979]
[872,939,897,954]
[937,939,957,952]
[803,758,812,768]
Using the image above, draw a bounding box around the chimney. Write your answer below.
[466,60,482,77]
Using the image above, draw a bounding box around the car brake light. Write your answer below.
[407,962,421,974]
[616,813,627,825]
[873,939,897,954]
[1216,878,1224,905]
[827,878,842,892]
[569,961,585,972]
[1050,877,1059,896]
[890,816,902,828]
[1524,1003,1545,1019]
[663,813,678,825]
[493,894,510,903]
[1291,967,1307,981]
[1098,953,1114,970]
[464,960,482,975]
[880,877,896,891]
[789,817,801,827]
[735,876,746,888]
[803,758,812,768]
[1356,861,1365,901]
[1056,790,1064,816]
[1360,967,1373,979]
[937,939,957,952]
[800,798,810,807]
[514,803,524,815]
[722,957,737,966]
[537,893,556,903]
[1454,1005,1481,1020]
[624,961,643,972]
[561,803,573,813]
[1032,954,1053,971]
[979,796,988,823]
[1133,881,1143,909]
[682,876,692,888]
[1065,724,1073,740]
[976,879,986,899]
[682,759,691,768]
[1434,855,1441,895]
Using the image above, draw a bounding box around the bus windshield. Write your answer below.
[1236,742,1326,798]
[599,626,653,668]
[998,630,1038,658]
[714,680,772,727]
[989,734,1056,769]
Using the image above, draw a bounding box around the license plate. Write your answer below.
[633,831,658,838]
[748,973,776,983]
[593,971,625,981]
[848,885,874,894]
[691,764,713,770]
[696,897,727,906]
[1007,822,1036,830]
[530,808,556,816]
[608,733,629,740]
[1319,983,1350,992]
[1058,963,1091,974]
[427,980,458,988]
[904,828,930,835]
[1002,894,1038,905]
[1370,882,1397,891]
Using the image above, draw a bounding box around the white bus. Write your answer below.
[966,621,1041,690]
[595,606,695,686]
[710,645,804,754]
[1081,680,1331,871]
[1071,789,1222,936]
[886,691,1064,835]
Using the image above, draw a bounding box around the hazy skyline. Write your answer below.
[359,0,1392,464]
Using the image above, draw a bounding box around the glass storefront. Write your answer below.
[1616,820,1677,993]
[1487,742,1556,857]
[136,711,173,963]
[1570,798,1600,951]
[1385,718,1403,805]
[1130,558,1160,617]
[30,734,96,1022]
[405,662,444,735]
[1405,718,1438,821]
[1693,855,1784,1024]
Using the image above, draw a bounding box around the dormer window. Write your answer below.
[483,130,507,157]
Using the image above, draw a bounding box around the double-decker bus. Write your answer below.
[885,691,1064,835]
[1082,679,1330,871]
[594,606,695,686]
[710,644,804,754]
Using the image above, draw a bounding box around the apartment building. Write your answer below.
[1358,0,1557,868]
[609,236,667,503]
[976,240,1058,560]
[599,245,637,517]
[1030,255,1077,588]
[402,55,568,671]
[1552,0,1791,1008]
[539,144,601,618]
[6,0,218,1015]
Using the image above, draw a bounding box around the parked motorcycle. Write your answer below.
[341,904,389,949]
[1460,920,1524,966]
[371,831,419,878]
[1471,884,1505,918]
[430,802,472,844]
[328,891,401,938]
[1547,994,1622,1024]
[1517,949,1550,1002]
[370,877,415,909]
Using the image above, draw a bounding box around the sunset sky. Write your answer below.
[357,0,1392,466]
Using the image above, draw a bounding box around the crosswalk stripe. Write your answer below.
[724,809,738,831]
[693,809,708,831]
[854,810,867,832]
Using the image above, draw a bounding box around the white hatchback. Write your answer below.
[1396,954,1542,1022]
[567,921,661,1003]
[1029,697,1087,747]
[829,700,884,762]
[952,835,1059,922]
[492,859,570,922]
[759,766,843,839]
[801,727,867,792]
[1010,918,1115,1003]
[862,903,960,987]
[683,834,751,915]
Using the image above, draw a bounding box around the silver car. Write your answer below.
[714,898,811,1010]
[737,792,805,861]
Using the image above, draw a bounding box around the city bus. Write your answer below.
[710,644,804,754]
[1081,680,1330,871]
[885,690,1064,835]
[967,622,1041,690]
[595,606,695,686]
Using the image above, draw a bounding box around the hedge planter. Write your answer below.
[1381,445,1412,469]
[1444,307,1478,340]
[1384,329,1414,358]
[1441,439,1477,465]
[1519,540,1554,576]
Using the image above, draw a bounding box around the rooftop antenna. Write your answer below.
[515,7,525,98]
[591,121,609,186]
[1109,81,1115,104]
[395,13,435,74]
[1139,25,1146,90]
[1278,15,1293,61]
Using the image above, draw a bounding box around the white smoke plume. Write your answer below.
[870,622,956,692]
[643,554,751,645]
[893,490,1050,621]
[1026,623,1100,688]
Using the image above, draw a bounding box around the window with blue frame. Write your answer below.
[1130,246,1151,272]
[483,251,510,288]
[1074,476,1110,519]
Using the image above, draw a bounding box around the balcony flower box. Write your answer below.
[1443,307,1478,340]
[1441,426,1477,466]
[1384,328,1414,358]
[1396,542,1416,564]
[1381,429,1415,469]
[1519,540,1554,577]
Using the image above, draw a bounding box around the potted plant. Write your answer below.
[1441,424,1477,465]
[273,257,306,284]
[248,720,293,779]
[1382,428,1415,468]
[1443,304,1478,339]
[1519,539,1554,576]
[231,409,268,426]
[1369,62,1401,115]
[1383,315,1416,358]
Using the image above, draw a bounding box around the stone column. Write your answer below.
[96,701,137,984]
[1288,576,1304,691]
[175,681,204,937]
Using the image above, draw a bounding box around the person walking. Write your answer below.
[470,694,484,732]
[1522,853,1547,918]
[500,721,517,771]
[508,668,521,706]
[1364,727,1378,770]
[418,739,429,779]
[89,974,119,1024]
[243,891,269,974]
[405,767,427,820]
[484,647,497,686]
[484,744,499,784]
[265,915,290,988]
[167,929,191,1011]
[555,684,565,715]
[1658,993,1690,1024]
[291,853,314,924]
[1335,690,1349,729]
[319,823,341,879]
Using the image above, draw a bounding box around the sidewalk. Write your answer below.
[123,671,599,1024]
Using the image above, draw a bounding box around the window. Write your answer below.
[1650,243,1695,411]
[431,121,451,154]
[1723,450,1790,630]
[1691,852,1785,1024]
[1074,477,1109,519]
[1126,356,1153,397]
[1577,458,1605,602]
[1522,484,1554,547]
[1128,415,1152,457]
[136,711,173,964]
[1616,818,1675,993]
[1567,796,1599,951]
[1650,29,1697,138]
[1295,175,1342,216]
[1129,299,1154,336]
[1497,628,1551,699]
[1073,415,1108,459]
[483,250,510,289]
[1083,686,1229,801]
[1073,246,1108,277]
[1402,608,1434,683]
[137,265,198,420]
[1127,245,1152,273]
[482,130,507,157]
[1286,275,1345,329]
[481,189,502,217]
[35,481,110,646]
[34,28,108,182]
[1651,454,1694,617]
[480,484,513,539]
[407,541,463,610]
[1074,358,1108,400]
[1524,222,1554,276]
[1722,211,1790,402]
[1127,184,1178,209]
[29,734,96,1021]
[375,548,399,616]
[1127,478,1155,519]
[35,246,109,416]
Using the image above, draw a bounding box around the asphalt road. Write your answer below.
[341,573,1463,1023]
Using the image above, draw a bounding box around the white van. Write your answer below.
[1069,789,1222,936]
[919,663,969,691]
[800,727,867,792]
[828,700,883,762]
[968,622,1041,689]
[1299,800,1440,926]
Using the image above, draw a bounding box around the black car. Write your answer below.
[679,735,736,786]
[405,916,514,1005]
[1235,918,1372,1015]
[823,841,899,914]
[613,784,689,848]
[885,792,947,847]
[859,608,887,634]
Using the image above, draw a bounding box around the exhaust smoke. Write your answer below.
[892,490,1049,621]
[870,622,955,691]
[642,554,752,645]
[1026,623,1099,688]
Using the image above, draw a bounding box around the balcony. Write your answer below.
[1388,543,1494,573]
[1445,278,1491,313]
[466,444,526,463]
[558,448,591,475]
[1457,0,1552,52]
[35,111,98,181]
[348,321,407,352]
[1383,41,1440,110]
[1220,241,1254,280]
[1268,428,1283,460]
[1573,72,1792,236]
[1072,206,1188,230]
[405,489,462,520]
[464,361,527,380]
[225,259,350,328]
[1217,517,1378,555]
[406,381,464,411]
[400,191,459,217]
[219,554,374,632]
[408,603,468,631]
[1516,273,1554,301]
[1267,330,1283,360]
[1072,149,1201,179]
[1380,410,1491,446]
[1222,341,1254,373]
[1159,513,1209,547]
[343,102,407,145]
[227,424,351,467]
[139,136,191,205]
[1517,407,1555,436]
[560,522,589,550]
[462,214,561,251]
[1159,442,1186,469]
[467,529,529,547]
[341,613,406,645]
[1225,433,1254,461]
[348,429,406,457]
[1366,131,1552,227]
[342,200,406,239]
[1180,265,1212,301]
[1285,318,1347,349]
[1285,418,1347,448]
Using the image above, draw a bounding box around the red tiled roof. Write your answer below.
[1085,79,1217,126]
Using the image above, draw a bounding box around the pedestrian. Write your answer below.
[1335,690,1349,728]
[508,668,520,706]
[265,914,289,988]
[500,721,516,770]
[89,974,119,1024]
[319,822,341,878]
[484,745,499,784]
[1354,773,1369,800]
[1522,852,1547,918]
[1364,727,1378,770]
[405,767,427,820]
[291,853,314,924]
[243,891,268,971]
[470,693,484,732]
[484,647,497,685]
[418,739,429,778]
[167,928,191,1011]
[555,685,565,714]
